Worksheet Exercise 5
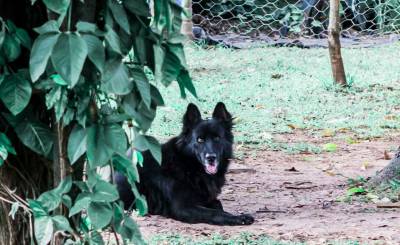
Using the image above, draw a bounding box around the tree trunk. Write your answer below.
[328,0,347,86]
[181,0,194,40]
[369,148,400,187]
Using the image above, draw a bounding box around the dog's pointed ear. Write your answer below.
[183,103,202,129]
[212,102,232,122]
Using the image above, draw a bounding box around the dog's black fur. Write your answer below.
[115,102,254,225]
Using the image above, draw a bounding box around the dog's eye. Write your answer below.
[214,136,220,141]
[197,137,204,143]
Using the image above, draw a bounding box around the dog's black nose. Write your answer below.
[205,153,216,163]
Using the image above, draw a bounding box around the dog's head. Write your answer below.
[180,102,233,175]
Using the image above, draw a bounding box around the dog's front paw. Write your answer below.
[236,214,254,225]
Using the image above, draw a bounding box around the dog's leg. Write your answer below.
[206,199,224,210]
[170,203,254,226]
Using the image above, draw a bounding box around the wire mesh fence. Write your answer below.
[192,0,400,46]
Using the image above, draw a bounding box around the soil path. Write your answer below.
[136,133,400,244]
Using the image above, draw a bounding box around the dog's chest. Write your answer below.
[191,175,222,201]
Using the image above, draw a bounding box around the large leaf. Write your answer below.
[52,215,72,233]
[15,28,32,49]
[87,202,113,230]
[34,216,53,245]
[101,59,132,95]
[0,132,16,155]
[108,0,130,34]
[69,193,91,217]
[67,125,87,164]
[0,73,32,115]
[131,68,151,108]
[177,69,197,98]
[122,92,156,131]
[134,134,161,164]
[87,125,113,168]
[82,34,105,74]
[116,215,145,244]
[3,34,21,62]
[124,0,150,17]
[86,124,127,168]
[112,153,139,183]
[30,33,60,82]
[37,176,72,212]
[104,26,121,54]
[34,20,59,34]
[51,33,88,88]
[91,179,119,202]
[42,0,71,14]
[4,114,53,157]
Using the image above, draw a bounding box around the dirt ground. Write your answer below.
[135,132,400,244]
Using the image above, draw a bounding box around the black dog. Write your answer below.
[115,102,254,225]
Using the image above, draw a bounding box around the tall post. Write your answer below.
[181,0,194,39]
[328,0,347,86]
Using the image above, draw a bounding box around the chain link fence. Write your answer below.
[192,0,400,47]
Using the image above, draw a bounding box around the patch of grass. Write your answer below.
[149,43,400,151]
[148,233,304,245]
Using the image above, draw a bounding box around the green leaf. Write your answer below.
[131,185,147,216]
[51,33,88,88]
[116,215,144,244]
[91,179,119,202]
[52,215,72,233]
[3,34,21,62]
[30,33,60,82]
[87,202,113,230]
[53,176,72,195]
[150,84,165,106]
[347,187,366,196]
[0,132,16,155]
[177,69,197,98]
[15,28,31,49]
[131,68,151,108]
[69,194,91,217]
[34,216,53,245]
[37,191,61,212]
[124,0,150,17]
[108,0,130,34]
[122,92,156,131]
[82,34,105,74]
[42,0,71,14]
[37,176,72,212]
[0,145,8,165]
[50,74,68,86]
[68,125,87,164]
[0,73,32,115]
[4,115,53,157]
[76,21,97,33]
[102,60,132,95]
[87,124,126,168]
[28,199,48,218]
[134,134,161,164]
[112,153,139,183]
[104,26,121,54]
[323,143,338,152]
[87,125,113,168]
[45,86,68,121]
[34,20,60,34]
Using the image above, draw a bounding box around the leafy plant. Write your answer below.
[0,0,195,244]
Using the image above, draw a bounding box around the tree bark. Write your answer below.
[369,148,400,187]
[181,0,194,40]
[328,0,347,86]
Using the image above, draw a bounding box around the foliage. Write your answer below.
[0,0,195,244]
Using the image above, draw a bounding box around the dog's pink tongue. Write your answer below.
[206,164,217,174]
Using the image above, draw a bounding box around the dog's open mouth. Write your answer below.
[205,163,218,175]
